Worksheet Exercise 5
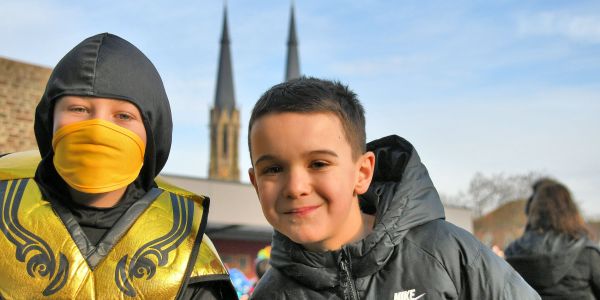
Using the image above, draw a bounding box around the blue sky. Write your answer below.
[2,0,599,217]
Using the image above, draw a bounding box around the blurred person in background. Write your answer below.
[254,246,272,282]
[505,179,600,299]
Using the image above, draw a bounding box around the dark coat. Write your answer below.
[505,230,600,299]
[252,135,539,300]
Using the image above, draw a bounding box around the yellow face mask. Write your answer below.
[52,119,146,194]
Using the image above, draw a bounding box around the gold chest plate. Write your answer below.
[0,177,227,299]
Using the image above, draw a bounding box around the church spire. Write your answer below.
[209,4,240,181]
[215,4,236,110]
[285,3,300,81]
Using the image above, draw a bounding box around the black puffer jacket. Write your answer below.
[252,135,539,300]
[505,230,600,299]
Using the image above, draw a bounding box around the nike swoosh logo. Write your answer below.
[413,293,426,300]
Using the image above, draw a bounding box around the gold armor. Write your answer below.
[0,151,229,299]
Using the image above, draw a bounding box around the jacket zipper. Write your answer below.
[338,249,359,300]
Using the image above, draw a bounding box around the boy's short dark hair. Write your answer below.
[248,77,366,160]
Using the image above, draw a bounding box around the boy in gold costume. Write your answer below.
[0,33,236,299]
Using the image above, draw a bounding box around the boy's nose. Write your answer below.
[284,168,311,199]
[90,108,112,122]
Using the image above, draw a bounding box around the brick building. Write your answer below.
[0,57,51,154]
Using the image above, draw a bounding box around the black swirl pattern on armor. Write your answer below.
[115,193,194,297]
[0,179,70,296]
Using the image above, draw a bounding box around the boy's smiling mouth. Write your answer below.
[284,204,322,216]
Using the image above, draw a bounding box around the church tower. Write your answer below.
[285,4,301,81]
[209,5,240,181]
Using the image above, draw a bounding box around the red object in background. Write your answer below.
[212,238,271,279]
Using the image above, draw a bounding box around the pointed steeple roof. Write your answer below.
[285,4,301,81]
[214,5,236,111]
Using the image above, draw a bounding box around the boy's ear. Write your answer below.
[248,168,259,195]
[355,151,375,195]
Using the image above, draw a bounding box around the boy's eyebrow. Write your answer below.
[308,150,338,157]
[254,154,277,166]
[254,150,338,165]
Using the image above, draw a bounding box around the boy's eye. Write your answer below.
[68,106,88,113]
[115,112,134,121]
[310,160,329,169]
[262,165,283,175]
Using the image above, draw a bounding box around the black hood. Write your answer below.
[269,135,445,288]
[505,231,588,288]
[34,33,172,200]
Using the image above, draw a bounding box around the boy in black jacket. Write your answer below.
[247,77,539,299]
